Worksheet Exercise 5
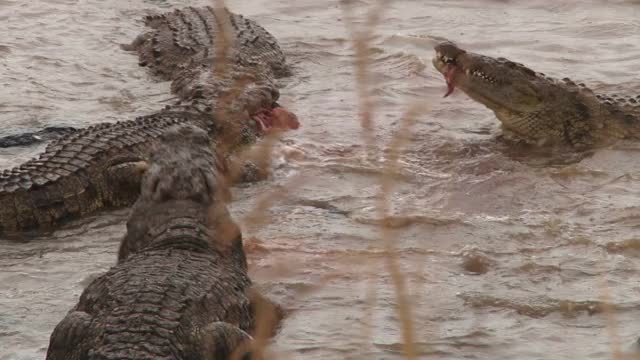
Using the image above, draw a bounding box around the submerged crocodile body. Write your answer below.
[46,125,278,359]
[0,7,298,234]
[0,109,247,233]
[0,126,76,148]
[432,42,640,148]
[0,7,293,150]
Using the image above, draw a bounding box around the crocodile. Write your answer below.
[124,6,291,82]
[0,110,216,233]
[46,125,280,360]
[0,6,294,152]
[124,5,298,133]
[0,101,297,234]
[0,7,299,234]
[432,41,640,148]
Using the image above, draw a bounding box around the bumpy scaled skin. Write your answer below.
[433,42,640,147]
[0,7,297,233]
[124,6,291,80]
[0,110,222,233]
[171,64,299,134]
[46,125,264,360]
[125,5,298,132]
[116,125,232,261]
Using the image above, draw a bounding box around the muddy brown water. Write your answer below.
[1,0,640,359]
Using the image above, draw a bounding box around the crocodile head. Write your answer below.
[430,41,611,145]
[142,124,231,204]
[171,62,301,136]
[252,103,300,134]
[118,124,242,263]
[432,42,548,116]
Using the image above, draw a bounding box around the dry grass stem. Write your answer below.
[209,0,259,158]
[206,2,290,357]
[240,132,281,179]
[342,0,421,358]
[247,288,282,359]
[341,0,389,159]
[211,1,233,80]
[377,103,425,360]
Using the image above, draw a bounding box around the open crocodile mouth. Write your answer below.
[443,63,459,97]
[439,61,498,99]
[437,61,507,112]
[433,42,466,97]
[433,42,499,99]
[434,53,466,98]
[252,103,300,134]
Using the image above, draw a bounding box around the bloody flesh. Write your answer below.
[444,65,457,97]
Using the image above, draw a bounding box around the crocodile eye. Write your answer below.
[442,56,455,64]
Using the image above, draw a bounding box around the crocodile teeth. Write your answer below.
[469,69,496,83]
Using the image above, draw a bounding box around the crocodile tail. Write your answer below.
[0,126,76,148]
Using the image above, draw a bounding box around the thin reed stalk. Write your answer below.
[341,0,388,159]
[342,1,424,358]
[207,1,289,357]
[376,104,425,360]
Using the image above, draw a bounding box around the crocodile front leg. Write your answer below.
[191,322,256,360]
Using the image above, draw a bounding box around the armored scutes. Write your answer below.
[46,125,277,360]
[124,6,291,81]
[0,108,254,234]
[0,6,298,233]
[125,5,298,132]
[0,111,188,233]
[432,42,640,148]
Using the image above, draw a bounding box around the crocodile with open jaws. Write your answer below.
[0,6,299,234]
[46,124,280,359]
[432,42,640,148]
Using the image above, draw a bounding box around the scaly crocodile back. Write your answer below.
[47,229,253,359]
[0,111,210,233]
[128,6,290,81]
[0,6,290,233]
[574,82,640,143]
[46,125,256,359]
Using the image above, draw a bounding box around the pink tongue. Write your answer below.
[444,65,457,97]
